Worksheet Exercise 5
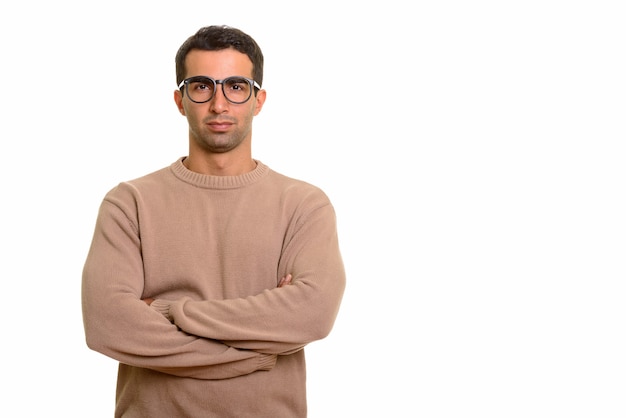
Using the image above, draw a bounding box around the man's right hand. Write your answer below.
[278,274,292,287]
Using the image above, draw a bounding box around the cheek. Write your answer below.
[186,110,201,127]
[183,103,206,123]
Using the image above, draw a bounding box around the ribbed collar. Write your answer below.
[169,157,269,189]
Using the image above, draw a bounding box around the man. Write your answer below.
[82,25,346,417]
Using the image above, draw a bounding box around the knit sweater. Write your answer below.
[82,158,346,418]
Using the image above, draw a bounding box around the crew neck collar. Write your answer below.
[170,157,268,189]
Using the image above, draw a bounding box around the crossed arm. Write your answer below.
[142,274,294,306]
[84,185,344,380]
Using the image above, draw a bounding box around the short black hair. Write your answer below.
[175,25,264,88]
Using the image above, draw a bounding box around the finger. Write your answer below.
[278,274,293,287]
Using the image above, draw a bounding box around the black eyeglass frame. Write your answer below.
[178,76,261,104]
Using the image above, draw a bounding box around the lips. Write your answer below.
[207,121,233,131]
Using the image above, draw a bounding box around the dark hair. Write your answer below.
[175,25,264,88]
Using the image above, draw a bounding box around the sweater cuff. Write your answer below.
[150,299,174,322]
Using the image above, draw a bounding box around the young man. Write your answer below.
[82,25,346,417]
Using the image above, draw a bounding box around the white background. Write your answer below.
[1,1,625,417]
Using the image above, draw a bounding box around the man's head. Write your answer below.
[175,25,264,89]
[173,25,267,167]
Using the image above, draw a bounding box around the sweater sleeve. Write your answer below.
[150,193,346,355]
[82,196,277,379]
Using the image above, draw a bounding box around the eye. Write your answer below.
[225,77,249,92]
[187,77,215,93]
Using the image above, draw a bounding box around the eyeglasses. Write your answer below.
[178,76,261,104]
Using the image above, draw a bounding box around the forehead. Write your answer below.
[185,48,254,79]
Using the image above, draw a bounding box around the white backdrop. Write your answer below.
[1,1,625,417]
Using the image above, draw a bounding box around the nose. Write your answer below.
[209,85,229,113]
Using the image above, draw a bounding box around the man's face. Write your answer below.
[175,48,265,155]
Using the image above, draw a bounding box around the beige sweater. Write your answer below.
[82,158,346,417]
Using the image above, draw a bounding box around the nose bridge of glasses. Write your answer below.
[213,79,228,101]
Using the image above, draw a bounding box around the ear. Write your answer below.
[174,89,186,115]
[253,89,267,116]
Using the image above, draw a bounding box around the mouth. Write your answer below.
[207,121,233,132]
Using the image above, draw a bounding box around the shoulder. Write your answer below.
[264,167,333,210]
[103,164,172,204]
[267,167,326,193]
